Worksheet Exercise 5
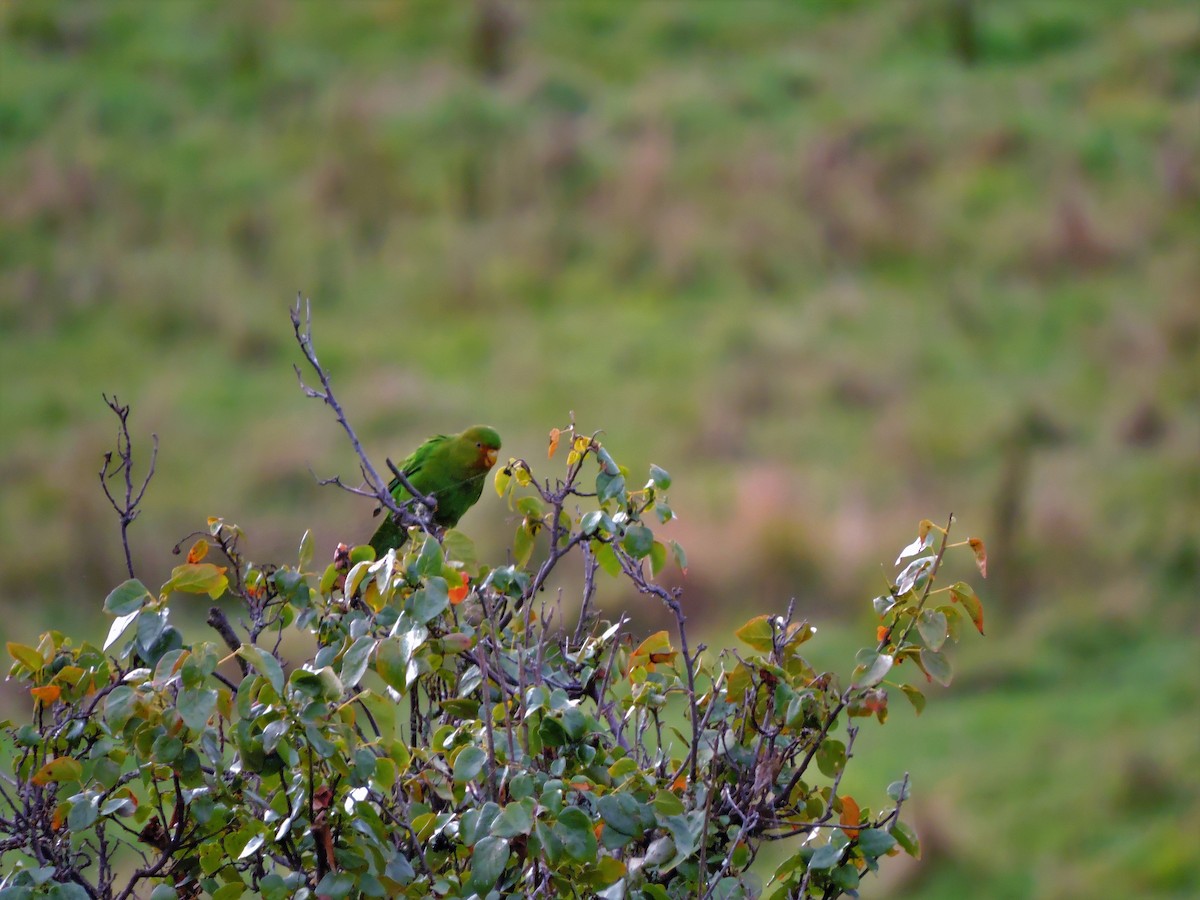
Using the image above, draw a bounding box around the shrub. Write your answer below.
[0,306,986,899]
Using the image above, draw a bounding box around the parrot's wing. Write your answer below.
[384,434,449,498]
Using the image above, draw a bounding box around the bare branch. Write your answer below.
[98,394,158,579]
[289,295,432,536]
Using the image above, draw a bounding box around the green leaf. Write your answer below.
[917,609,948,651]
[890,820,921,858]
[453,746,487,784]
[298,529,314,570]
[816,739,847,778]
[385,850,416,884]
[442,530,478,569]
[103,686,137,730]
[469,835,510,893]
[516,496,544,519]
[899,683,926,715]
[166,563,229,599]
[659,812,703,870]
[236,646,285,694]
[649,541,668,576]
[177,688,217,731]
[852,650,893,688]
[67,792,99,830]
[51,884,95,900]
[648,464,671,490]
[663,542,685,577]
[409,578,449,625]
[596,469,626,505]
[919,648,953,686]
[872,594,897,617]
[339,635,375,688]
[289,666,343,702]
[830,862,860,891]
[135,609,166,654]
[313,873,354,899]
[491,799,535,838]
[593,540,621,577]
[416,535,444,577]
[375,636,407,694]
[807,843,841,870]
[262,719,290,754]
[622,524,654,559]
[104,579,153,616]
[597,793,643,838]
[856,828,897,859]
[513,523,536,568]
[555,806,599,861]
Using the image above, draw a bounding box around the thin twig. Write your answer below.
[98,394,158,579]
[289,295,432,535]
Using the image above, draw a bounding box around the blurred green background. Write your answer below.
[1,0,1197,896]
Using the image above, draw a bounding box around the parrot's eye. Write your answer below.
[476,442,482,448]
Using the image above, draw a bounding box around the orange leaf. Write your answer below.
[548,428,561,459]
[449,572,470,606]
[839,795,861,839]
[569,781,593,792]
[671,773,688,792]
[951,583,985,636]
[876,625,890,642]
[968,537,987,578]
[31,685,61,704]
[186,539,209,564]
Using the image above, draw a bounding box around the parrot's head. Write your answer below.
[460,425,502,471]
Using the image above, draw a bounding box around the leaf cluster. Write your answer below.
[1,425,985,900]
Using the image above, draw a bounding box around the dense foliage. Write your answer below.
[2,409,985,897]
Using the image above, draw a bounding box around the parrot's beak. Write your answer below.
[484,447,498,468]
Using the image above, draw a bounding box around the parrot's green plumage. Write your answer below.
[369,425,502,554]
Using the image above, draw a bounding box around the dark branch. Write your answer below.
[98,394,158,579]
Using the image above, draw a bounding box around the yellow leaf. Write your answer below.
[493,465,512,498]
[630,630,672,660]
[32,756,83,786]
[734,615,776,653]
[7,641,45,671]
[186,539,209,564]
[166,563,229,599]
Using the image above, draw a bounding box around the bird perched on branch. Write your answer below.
[369,425,502,554]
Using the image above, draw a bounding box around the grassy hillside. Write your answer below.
[1,1,1197,896]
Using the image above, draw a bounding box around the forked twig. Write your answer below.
[99,394,158,579]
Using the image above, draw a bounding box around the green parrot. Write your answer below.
[369,425,502,554]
